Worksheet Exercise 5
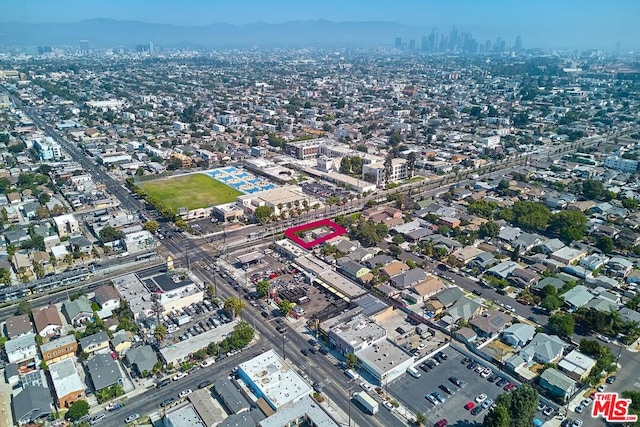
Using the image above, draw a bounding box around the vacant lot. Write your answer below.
[139,173,242,211]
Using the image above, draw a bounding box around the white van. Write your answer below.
[345,369,360,380]
[407,366,422,378]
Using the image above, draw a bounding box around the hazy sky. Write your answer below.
[3,0,639,48]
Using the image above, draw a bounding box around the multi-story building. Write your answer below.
[48,358,86,408]
[40,335,78,364]
[362,158,407,186]
[52,214,79,238]
[284,139,321,160]
[33,137,62,161]
[604,156,639,173]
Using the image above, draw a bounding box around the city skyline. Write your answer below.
[1,0,639,50]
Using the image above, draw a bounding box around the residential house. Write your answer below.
[93,284,121,312]
[540,238,566,255]
[539,368,577,401]
[125,345,159,376]
[69,235,93,256]
[509,268,541,288]
[364,255,394,269]
[550,247,587,265]
[5,314,34,339]
[6,333,37,365]
[469,310,512,338]
[86,353,123,392]
[5,363,19,387]
[79,331,110,356]
[110,330,133,356]
[468,252,497,270]
[451,246,486,265]
[579,254,610,271]
[620,307,640,324]
[438,217,461,229]
[520,333,565,364]
[48,358,86,408]
[362,206,403,225]
[380,261,410,278]
[432,287,463,308]
[390,268,428,290]
[406,276,445,303]
[501,324,536,348]
[486,261,520,279]
[32,306,62,338]
[337,259,371,282]
[453,327,477,343]
[11,385,52,426]
[40,335,77,364]
[605,257,633,278]
[513,232,543,254]
[498,226,522,244]
[443,297,482,326]
[562,285,594,311]
[558,350,597,382]
[533,277,566,294]
[62,297,93,326]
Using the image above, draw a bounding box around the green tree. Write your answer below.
[549,210,588,243]
[99,226,124,243]
[415,412,426,426]
[483,404,510,427]
[479,220,500,238]
[223,297,245,318]
[0,268,11,285]
[254,206,274,224]
[547,312,575,337]
[66,400,89,421]
[339,157,352,174]
[541,294,563,312]
[143,220,159,234]
[486,384,538,427]
[622,198,639,210]
[154,325,167,342]
[278,299,295,316]
[392,234,404,245]
[256,280,270,298]
[583,179,604,200]
[512,201,551,232]
[596,235,614,254]
[16,299,31,315]
[345,352,358,369]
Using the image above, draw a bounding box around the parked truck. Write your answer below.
[353,391,379,415]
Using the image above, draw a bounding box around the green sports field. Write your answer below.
[139,173,242,211]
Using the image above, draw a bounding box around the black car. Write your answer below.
[434,353,444,363]
[471,405,485,416]
[261,311,270,318]
[198,380,212,389]
[313,382,323,393]
[606,375,617,384]
[160,397,175,407]
[439,384,455,395]
[301,349,310,356]
[437,351,448,360]
[318,347,329,355]
[425,360,436,369]
[496,378,508,387]
[472,289,482,296]
[308,347,317,355]
[467,362,477,370]
[156,379,170,388]
[487,374,498,383]
[308,339,318,346]
[420,363,431,372]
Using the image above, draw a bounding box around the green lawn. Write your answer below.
[139,173,242,211]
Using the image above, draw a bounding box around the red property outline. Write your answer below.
[284,219,347,250]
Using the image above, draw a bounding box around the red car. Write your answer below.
[504,383,517,392]
[435,419,448,427]
[464,402,475,410]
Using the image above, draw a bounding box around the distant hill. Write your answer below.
[0,18,426,48]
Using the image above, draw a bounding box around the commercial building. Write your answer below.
[159,320,238,366]
[259,395,339,427]
[327,313,386,355]
[237,185,311,217]
[356,339,415,386]
[237,349,312,411]
[33,137,62,161]
[557,350,597,381]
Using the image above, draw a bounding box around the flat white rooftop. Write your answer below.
[238,349,312,410]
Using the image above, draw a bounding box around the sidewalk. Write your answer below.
[0,378,11,427]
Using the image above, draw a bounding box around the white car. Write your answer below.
[481,368,492,378]
[201,359,215,368]
[125,414,140,424]
[172,372,188,381]
[475,393,488,403]
[383,401,394,411]
[597,384,607,392]
[178,389,192,398]
[359,382,372,391]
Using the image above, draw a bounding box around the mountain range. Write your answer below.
[0,19,427,48]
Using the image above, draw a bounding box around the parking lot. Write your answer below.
[387,347,558,426]
[301,181,352,201]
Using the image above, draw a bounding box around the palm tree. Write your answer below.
[415,413,426,426]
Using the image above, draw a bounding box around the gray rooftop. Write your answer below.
[214,377,250,414]
[259,395,339,427]
[86,353,122,391]
[12,385,52,424]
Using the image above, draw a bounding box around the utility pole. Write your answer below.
[346,381,355,427]
[282,333,287,361]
